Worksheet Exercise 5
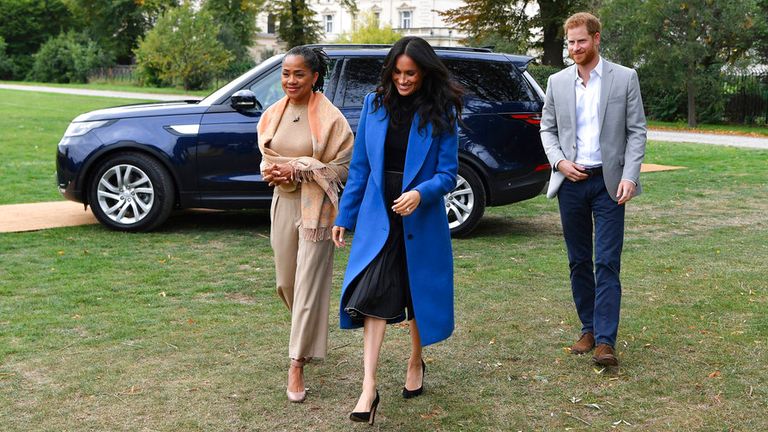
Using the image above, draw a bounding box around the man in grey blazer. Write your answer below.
[540,12,646,366]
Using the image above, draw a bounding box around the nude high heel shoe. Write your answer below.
[286,358,307,403]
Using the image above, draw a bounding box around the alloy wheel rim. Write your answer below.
[445,174,474,229]
[96,164,155,225]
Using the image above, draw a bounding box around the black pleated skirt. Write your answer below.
[343,171,415,324]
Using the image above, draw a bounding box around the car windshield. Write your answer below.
[198,54,284,106]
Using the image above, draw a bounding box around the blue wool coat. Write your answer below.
[335,93,458,346]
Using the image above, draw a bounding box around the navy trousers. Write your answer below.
[557,173,625,347]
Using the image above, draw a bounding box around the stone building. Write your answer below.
[253,0,467,59]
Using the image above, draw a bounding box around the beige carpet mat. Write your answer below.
[0,201,96,233]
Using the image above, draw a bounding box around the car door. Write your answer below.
[195,60,339,208]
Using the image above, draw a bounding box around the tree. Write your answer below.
[269,0,356,48]
[63,0,177,64]
[336,12,401,44]
[271,0,324,48]
[600,0,763,126]
[0,0,72,79]
[28,31,109,83]
[441,0,597,67]
[201,0,264,77]
[202,0,263,52]
[134,4,233,90]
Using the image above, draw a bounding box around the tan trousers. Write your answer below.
[270,187,335,360]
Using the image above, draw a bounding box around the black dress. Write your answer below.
[343,96,416,324]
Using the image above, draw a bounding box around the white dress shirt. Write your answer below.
[573,57,603,167]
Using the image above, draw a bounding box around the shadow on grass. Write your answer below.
[160,209,271,233]
[461,213,561,239]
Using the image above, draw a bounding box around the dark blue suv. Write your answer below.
[56,45,550,236]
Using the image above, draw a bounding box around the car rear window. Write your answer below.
[444,59,536,103]
[341,58,384,107]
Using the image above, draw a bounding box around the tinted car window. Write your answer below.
[249,60,338,109]
[342,58,384,107]
[249,66,283,109]
[445,59,536,103]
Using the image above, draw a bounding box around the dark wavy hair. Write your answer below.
[373,36,464,136]
[285,45,330,92]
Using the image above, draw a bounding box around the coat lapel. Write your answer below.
[367,103,388,190]
[403,113,433,190]
[599,61,614,131]
[566,66,577,143]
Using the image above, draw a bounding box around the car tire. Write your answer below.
[88,153,175,232]
[445,164,486,237]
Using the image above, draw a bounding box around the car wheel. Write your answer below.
[88,153,175,232]
[445,164,486,237]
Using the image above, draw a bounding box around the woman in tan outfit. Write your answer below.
[257,46,354,403]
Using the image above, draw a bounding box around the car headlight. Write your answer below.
[64,120,110,137]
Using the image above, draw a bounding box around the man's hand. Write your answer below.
[557,160,589,182]
[616,180,636,205]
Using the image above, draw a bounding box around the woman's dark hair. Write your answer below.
[285,46,330,92]
[374,36,464,136]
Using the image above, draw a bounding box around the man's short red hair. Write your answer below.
[564,12,602,36]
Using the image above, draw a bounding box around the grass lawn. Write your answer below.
[0,80,212,97]
[648,120,768,137]
[1,90,767,430]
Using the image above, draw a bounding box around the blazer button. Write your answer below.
[407,234,414,240]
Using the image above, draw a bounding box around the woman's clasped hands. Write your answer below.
[263,163,295,187]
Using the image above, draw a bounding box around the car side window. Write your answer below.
[445,59,536,103]
[249,66,283,109]
[341,58,384,107]
[249,60,338,109]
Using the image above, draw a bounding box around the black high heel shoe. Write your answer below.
[349,390,380,425]
[402,359,426,399]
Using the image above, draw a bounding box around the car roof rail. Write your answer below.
[303,43,494,53]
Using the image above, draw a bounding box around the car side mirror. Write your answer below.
[231,90,263,111]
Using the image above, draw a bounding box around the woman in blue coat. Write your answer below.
[331,36,463,425]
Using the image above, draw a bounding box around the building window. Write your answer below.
[267,14,276,34]
[324,15,334,33]
[373,12,380,26]
[399,10,412,29]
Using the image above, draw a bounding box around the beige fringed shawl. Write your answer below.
[257,92,354,241]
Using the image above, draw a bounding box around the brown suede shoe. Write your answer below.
[570,332,595,354]
[592,344,619,366]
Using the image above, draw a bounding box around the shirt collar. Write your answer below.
[574,56,604,83]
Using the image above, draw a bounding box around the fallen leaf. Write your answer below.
[708,370,721,378]
[489,338,496,345]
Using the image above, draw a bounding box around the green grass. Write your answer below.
[0,90,150,204]
[1,90,768,430]
[649,120,768,136]
[0,80,212,97]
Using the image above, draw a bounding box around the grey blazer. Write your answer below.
[539,59,647,201]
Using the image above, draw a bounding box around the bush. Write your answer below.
[336,12,401,44]
[27,32,109,83]
[134,4,232,90]
[0,36,14,80]
[527,64,562,91]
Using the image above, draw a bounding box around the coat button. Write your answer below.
[407,234,414,240]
